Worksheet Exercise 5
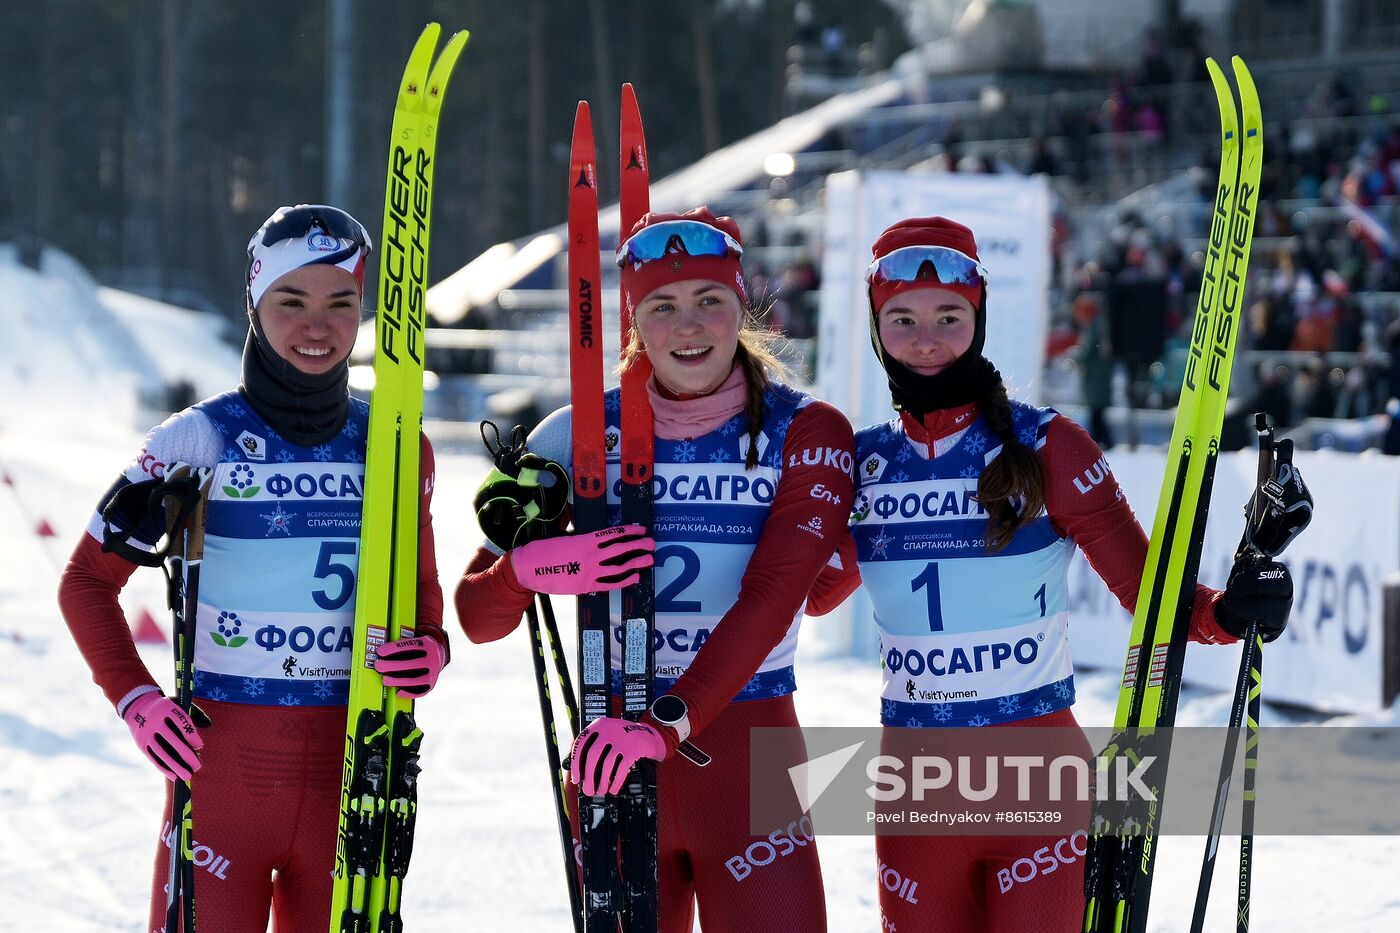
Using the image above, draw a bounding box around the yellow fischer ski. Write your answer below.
[331,23,468,933]
[1084,56,1263,933]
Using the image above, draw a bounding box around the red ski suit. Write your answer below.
[807,406,1236,933]
[58,429,444,933]
[458,397,855,932]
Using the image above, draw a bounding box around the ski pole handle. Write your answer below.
[1237,413,1274,559]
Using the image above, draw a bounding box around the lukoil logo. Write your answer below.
[788,447,854,474]
[1072,456,1112,495]
[160,822,232,880]
[878,859,921,905]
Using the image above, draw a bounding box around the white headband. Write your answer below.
[247,229,367,309]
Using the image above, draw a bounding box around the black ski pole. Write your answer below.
[1236,624,1262,933]
[100,467,208,930]
[526,597,584,932]
[1189,413,1273,932]
[539,594,579,737]
[163,467,210,933]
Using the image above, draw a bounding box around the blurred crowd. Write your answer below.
[1058,81,1400,453]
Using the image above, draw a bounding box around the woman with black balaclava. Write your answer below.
[806,216,1295,932]
[57,204,449,932]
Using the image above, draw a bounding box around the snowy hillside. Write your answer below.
[1,251,1396,931]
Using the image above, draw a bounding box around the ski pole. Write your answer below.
[526,597,584,933]
[1188,626,1260,933]
[1236,625,1262,932]
[1189,413,1273,932]
[163,467,210,933]
[539,594,579,736]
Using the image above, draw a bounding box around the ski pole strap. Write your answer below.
[474,420,570,551]
[1242,438,1312,558]
[100,466,208,566]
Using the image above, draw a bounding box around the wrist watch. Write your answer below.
[650,695,711,767]
[650,694,691,743]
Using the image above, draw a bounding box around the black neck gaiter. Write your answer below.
[238,315,350,447]
[879,350,1002,417]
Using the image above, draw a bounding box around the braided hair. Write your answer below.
[974,378,1047,552]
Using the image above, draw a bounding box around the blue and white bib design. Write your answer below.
[191,391,371,706]
[604,384,809,701]
[853,403,1076,727]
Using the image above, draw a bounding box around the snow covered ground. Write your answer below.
[2,251,1398,930]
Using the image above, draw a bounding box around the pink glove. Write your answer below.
[123,692,203,782]
[374,635,447,698]
[570,717,666,796]
[511,525,654,596]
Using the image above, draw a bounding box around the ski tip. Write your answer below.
[570,103,597,182]
[1232,56,1261,108]
[399,22,443,100]
[1204,57,1239,132]
[620,85,645,139]
[414,21,443,50]
[572,101,596,149]
[426,29,471,97]
[439,28,471,63]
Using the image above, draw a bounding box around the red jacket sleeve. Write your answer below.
[1041,416,1234,645]
[654,401,856,750]
[57,535,155,712]
[454,545,535,643]
[805,527,861,616]
[416,436,448,658]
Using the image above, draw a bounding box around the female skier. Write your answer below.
[57,204,449,932]
[808,216,1294,932]
[456,208,852,931]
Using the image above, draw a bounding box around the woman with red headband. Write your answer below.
[456,207,851,930]
[807,216,1295,931]
[57,204,450,931]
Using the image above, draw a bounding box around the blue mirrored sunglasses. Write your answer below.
[616,219,743,267]
[249,204,372,252]
[864,245,989,288]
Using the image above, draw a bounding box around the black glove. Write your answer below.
[1242,440,1312,557]
[473,421,570,551]
[1215,552,1293,642]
